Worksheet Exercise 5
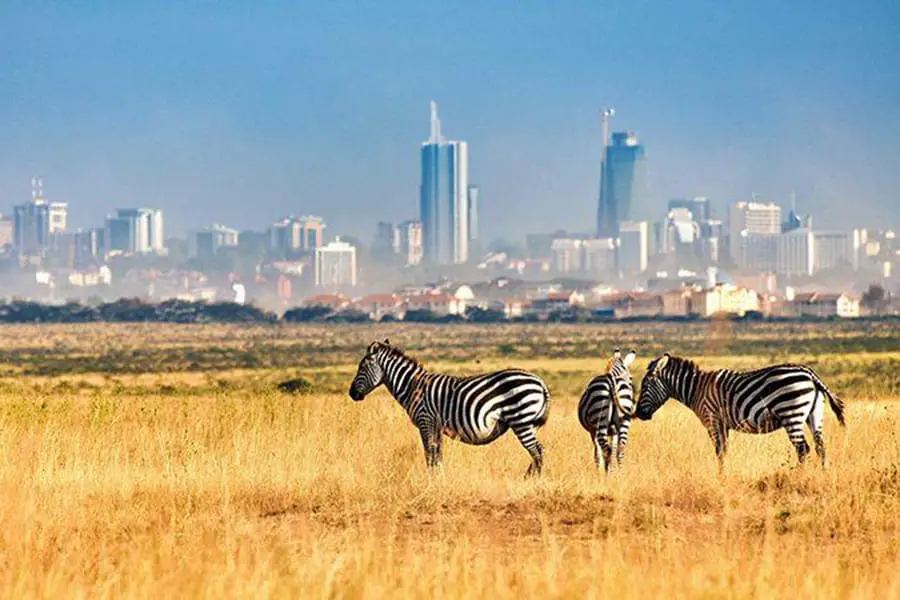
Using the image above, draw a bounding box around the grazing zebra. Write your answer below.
[348,339,551,476]
[635,354,846,468]
[577,349,637,472]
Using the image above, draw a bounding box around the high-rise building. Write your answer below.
[315,238,358,288]
[397,220,423,267]
[597,131,649,237]
[619,221,650,274]
[13,179,68,260]
[668,197,711,223]
[550,238,583,274]
[105,208,164,254]
[812,231,851,273]
[467,185,479,245]
[420,101,469,264]
[189,224,240,260]
[776,229,814,277]
[729,201,782,268]
[372,222,400,264]
[0,214,12,249]
[583,238,618,275]
[269,216,325,255]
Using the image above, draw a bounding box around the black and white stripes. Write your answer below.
[577,349,636,472]
[635,354,846,467]
[349,339,550,476]
[348,339,847,473]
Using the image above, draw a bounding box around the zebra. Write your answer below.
[577,349,637,472]
[348,339,551,476]
[634,353,846,468]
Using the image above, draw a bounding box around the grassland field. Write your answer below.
[0,321,899,598]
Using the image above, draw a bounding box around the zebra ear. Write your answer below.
[613,348,621,360]
[653,354,669,373]
[383,338,391,346]
[623,350,636,368]
[367,341,380,354]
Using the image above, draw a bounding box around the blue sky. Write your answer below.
[1,2,898,240]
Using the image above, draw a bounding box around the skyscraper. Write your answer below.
[315,238,358,288]
[420,101,469,264]
[13,178,68,262]
[105,208,164,254]
[597,131,648,238]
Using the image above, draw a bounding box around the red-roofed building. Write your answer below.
[354,294,405,320]
[404,293,462,316]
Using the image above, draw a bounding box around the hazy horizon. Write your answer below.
[2,3,898,242]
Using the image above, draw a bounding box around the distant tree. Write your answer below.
[466,306,507,323]
[403,309,440,323]
[325,310,371,323]
[282,305,333,322]
[862,284,889,313]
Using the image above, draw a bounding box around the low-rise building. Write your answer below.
[355,294,405,320]
[691,284,761,317]
[405,293,462,316]
[789,292,860,318]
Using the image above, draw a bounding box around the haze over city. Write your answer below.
[2,2,898,241]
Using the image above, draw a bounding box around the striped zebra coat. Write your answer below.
[635,354,846,467]
[349,340,551,476]
[577,349,636,472]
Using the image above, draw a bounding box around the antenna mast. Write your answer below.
[601,107,615,149]
[429,100,442,143]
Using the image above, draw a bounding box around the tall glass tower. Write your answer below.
[420,102,469,264]
[597,131,649,238]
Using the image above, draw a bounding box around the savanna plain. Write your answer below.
[1,320,899,599]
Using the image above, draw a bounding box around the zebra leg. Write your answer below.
[784,422,811,465]
[808,392,827,466]
[615,419,631,469]
[594,430,612,473]
[704,417,728,473]
[512,424,544,477]
[417,423,442,469]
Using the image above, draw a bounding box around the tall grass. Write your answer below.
[1,380,898,598]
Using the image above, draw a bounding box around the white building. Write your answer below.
[315,239,358,288]
[105,208,164,254]
[729,201,782,266]
[189,224,240,259]
[398,220,423,266]
[619,221,649,274]
[776,229,852,278]
[583,238,617,275]
[551,238,583,273]
[812,231,851,273]
[777,229,814,277]
[739,233,778,272]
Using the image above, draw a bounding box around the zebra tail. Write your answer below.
[534,383,551,428]
[810,370,846,427]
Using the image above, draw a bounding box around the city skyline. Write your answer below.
[1,3,898,240]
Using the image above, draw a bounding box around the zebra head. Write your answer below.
[635,354,672,420]
[349,339,390,401]
[608,348,637,417]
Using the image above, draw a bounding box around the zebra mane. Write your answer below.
[377,343,426,370]
[659,354,700,374]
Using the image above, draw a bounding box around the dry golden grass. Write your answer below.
[0,322,899,598]
[0,378,898,597]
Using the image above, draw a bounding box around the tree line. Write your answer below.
[0,298,895,324]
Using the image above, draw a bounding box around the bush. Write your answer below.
[403,309,440,323]
[466,306,507,323]
[282,305,333,322]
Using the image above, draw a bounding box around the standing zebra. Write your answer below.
[634,354,846,468]
[348,340,551,476]
[577,349,637,472]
